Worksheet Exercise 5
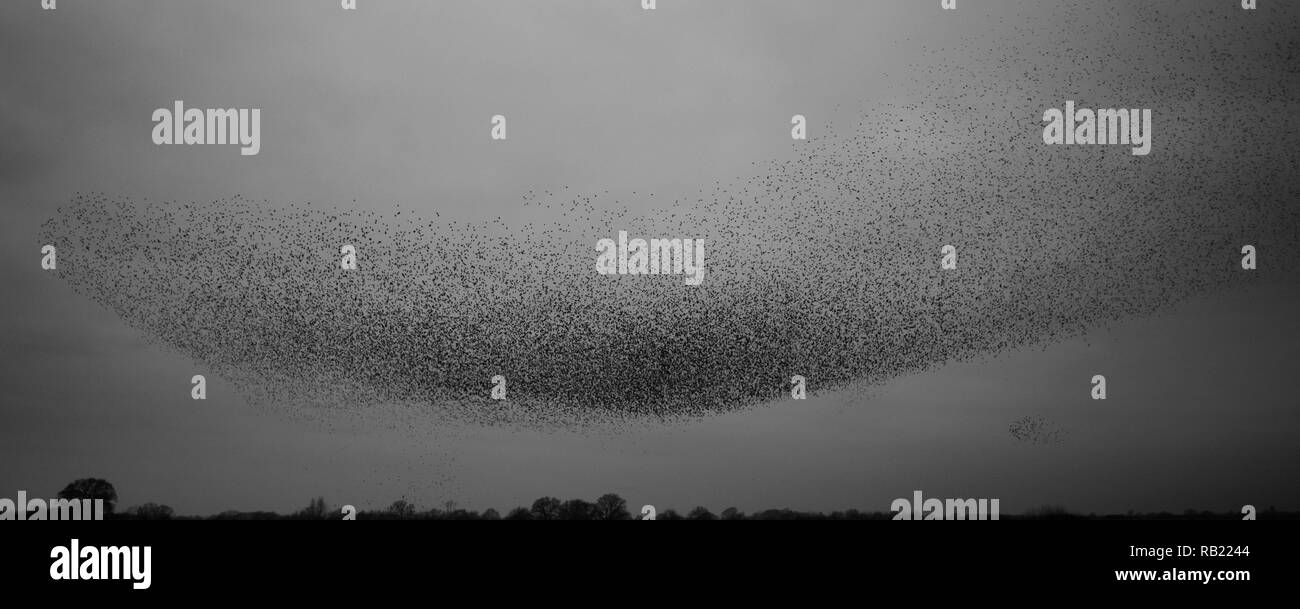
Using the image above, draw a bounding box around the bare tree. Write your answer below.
[593,493,632,520]
[299,497,329,519]
[688,506,717,520]
[530,497,562,520]
[58,478,118,515]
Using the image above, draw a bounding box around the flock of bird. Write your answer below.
[1009,415,1066,445]
[38,2,1298,438]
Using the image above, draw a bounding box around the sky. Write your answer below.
[1,0,1298,516]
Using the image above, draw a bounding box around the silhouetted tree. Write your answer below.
[388,500,416,518]
[687,506,717,520]
[505,507,532,520]
[299,497,329,519]
[530,497,562,520]
[58,478,117,515]
[482,508,501,520]
[753,508,799,520]
[593,493,631,520]
[659,509,684,521]
[1025,505,1074,520]
[720,507,743,520]
[559,499,595,520]
[130,503,174,520]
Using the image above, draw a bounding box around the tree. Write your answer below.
[559,498,595,520]
[687,506,717,521]
[530,497,562,521]
[505,507,531,520]
[299,497,329,519]
[131,503,174,520]
[720,507,743,521]
[659,509,684,521]
[388,500,416,518]
[445,508,475,520]
[58,478,118,515]
[481,508,501,520]
[593,493,631,520]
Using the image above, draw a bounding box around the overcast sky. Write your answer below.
[2,0,1298,516]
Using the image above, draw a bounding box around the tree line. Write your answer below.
[53,478,1291,520]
